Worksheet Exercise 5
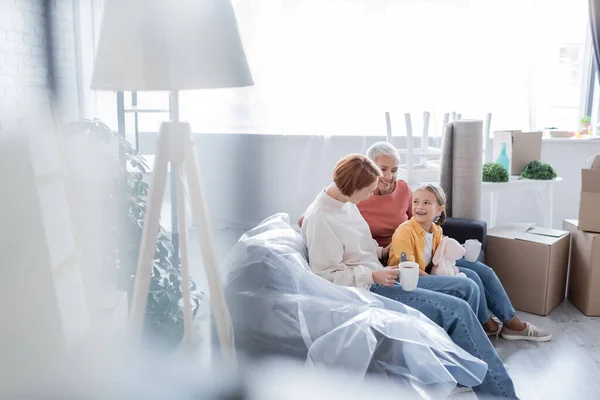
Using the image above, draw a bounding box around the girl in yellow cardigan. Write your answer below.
[389,183,552,341]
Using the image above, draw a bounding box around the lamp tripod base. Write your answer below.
[129,121,235,361]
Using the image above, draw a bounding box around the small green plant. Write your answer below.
[581,115,591,124]
[482,162,509,183]
[521,160,557,180]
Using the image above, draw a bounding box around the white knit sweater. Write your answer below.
[301,189,384,289]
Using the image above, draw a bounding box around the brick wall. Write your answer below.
[0,0,79,130]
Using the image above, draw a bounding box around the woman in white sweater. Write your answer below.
[300,154,518,399]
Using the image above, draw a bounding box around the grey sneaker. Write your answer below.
[501,322,552,342]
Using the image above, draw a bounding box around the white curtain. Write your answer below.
[173,0,588,136]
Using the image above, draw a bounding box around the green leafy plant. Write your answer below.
[63,119,202,351]
[521,160,557,180]
[482,162,509,183]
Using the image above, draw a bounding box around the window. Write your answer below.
[526,1,590,131]
[92,0,591,136]
[591,67,600,132]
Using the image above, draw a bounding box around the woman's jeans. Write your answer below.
[370,283,518,399]
[416,274,481,317]
[456,258,517,325]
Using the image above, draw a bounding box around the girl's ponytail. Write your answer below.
[437,209,446,225]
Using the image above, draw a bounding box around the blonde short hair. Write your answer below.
[366,141,401,164]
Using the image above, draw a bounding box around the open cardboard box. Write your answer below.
[563,220,600,316]
[579,155,600,233]
[486,223,570,316]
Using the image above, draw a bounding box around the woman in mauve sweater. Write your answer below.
[356,143,412,248]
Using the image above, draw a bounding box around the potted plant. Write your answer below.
[482,162,509,183]
[521,160,557,180]
[579,115,592,136]
[63,119,202,351]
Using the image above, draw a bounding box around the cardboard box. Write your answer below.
[578,155,600,233]
[486,223,570,316]
[548,130,571,138]
[493,130,543,176]
[563,219,600,316]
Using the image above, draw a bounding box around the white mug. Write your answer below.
[399,261,420,291]
[463,239,482,263]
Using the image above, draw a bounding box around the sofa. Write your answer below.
[218,214,487,398]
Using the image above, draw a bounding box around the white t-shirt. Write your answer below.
[424,232,434,267]
[301,189,384,289]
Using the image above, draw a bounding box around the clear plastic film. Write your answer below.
[222,214,487,399]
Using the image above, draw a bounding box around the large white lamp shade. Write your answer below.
[91,0,253,91]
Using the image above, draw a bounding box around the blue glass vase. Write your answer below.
[496,142,510,174]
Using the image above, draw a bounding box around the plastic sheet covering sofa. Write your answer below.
[221,213,487,399]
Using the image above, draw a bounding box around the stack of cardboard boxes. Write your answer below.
[486,130,571,316]
[484,155,600,316]
[563,155,600,316]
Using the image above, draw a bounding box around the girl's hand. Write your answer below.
[382,244,391,258]
[419,269,429,276]
[373,267,399,286]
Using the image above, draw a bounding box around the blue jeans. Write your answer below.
[370,284,518,399]
[456,258,517,325]
[416,274,481,318]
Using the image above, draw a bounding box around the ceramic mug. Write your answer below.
[399,261,420,291]
[464,239,482,263]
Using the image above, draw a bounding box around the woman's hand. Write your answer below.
[373,267,399,286]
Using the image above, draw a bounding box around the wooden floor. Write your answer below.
[455,301,600,400]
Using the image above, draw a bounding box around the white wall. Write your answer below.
[193,134,384,232]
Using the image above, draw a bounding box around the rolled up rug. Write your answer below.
[440,120,483,219]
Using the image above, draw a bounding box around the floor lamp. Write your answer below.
[90,0,253,360]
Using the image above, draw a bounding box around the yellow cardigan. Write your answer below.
[388,217,443,271]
